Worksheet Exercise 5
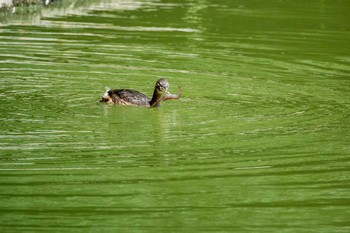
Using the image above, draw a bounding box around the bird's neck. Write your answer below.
[149,89,164,107]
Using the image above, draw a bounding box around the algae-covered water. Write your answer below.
[1,0,349,232]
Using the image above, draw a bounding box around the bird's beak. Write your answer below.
[158,86,169,94]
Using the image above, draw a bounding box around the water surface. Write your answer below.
[1,0,350,232]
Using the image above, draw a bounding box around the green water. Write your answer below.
[1,0,349,232]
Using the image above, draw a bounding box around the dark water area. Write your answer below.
[1,0,350,232]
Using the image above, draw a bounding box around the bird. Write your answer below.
[100,78,182,107]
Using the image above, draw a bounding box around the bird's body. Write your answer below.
[100,78,182,107]
[106,89,151,106]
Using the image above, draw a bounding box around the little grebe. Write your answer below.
[100,78,182,107]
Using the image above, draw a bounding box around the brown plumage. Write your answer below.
[100,78,182,107]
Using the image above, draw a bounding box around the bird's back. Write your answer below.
[109,89,151,106]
